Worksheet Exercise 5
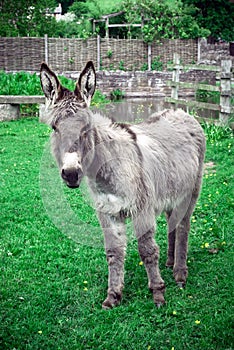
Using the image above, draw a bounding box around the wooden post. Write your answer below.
[171,53,180,108]
[105,18,109,38]
[220,60,232,125]
[148,44,151,71]
[44,34,48,64]
[197,37,202,63]
[97,35,101,70]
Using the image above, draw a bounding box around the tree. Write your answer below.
[0,0,57,37]
[123,0,210,43]
[182,0,234,41]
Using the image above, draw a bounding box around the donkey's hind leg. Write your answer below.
[98,212,126,309]
[173,188,201,287]
[165,211,176,268]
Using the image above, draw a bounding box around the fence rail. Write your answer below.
[166,54,234,124]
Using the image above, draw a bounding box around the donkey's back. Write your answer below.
[131,108,205,214]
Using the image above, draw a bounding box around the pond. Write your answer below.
[93,97,167,122]
[93,97,219,122]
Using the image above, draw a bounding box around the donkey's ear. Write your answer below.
[40,63,62,104]
[75,61,96,107]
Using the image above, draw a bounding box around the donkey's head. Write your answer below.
[40,61,96,188]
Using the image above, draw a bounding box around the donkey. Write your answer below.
[40,61,206,309]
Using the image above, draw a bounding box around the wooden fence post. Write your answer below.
[97,35,101,70]
[148,44,152,71]
[170,53,180,108]
[220,59,232,125]
[44,34,48,64]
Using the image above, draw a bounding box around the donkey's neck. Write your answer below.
[91,112,136,144]
[86,112,140,195]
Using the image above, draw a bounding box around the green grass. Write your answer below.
[0,117,233,350]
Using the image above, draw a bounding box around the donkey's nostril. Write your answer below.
[61,168,67,180]
[61,168,80,187]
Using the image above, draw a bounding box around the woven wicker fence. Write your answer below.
[0,36,198,72]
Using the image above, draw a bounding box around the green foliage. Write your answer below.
[123,0,210,43]
[0,71,109,112]
[196,89,220,104]
[182,0,234,41]
[118,60,125,71]
[0,0,58,37]
[151,57,164,71]
[0,71,75,95]
[107,49,113,58]
[110,88,125,100]
[66,0,124,38]
[0,71,42,95]
[92,89,111,106]
[53,18,92,38]
[202,121,233,145]
[140,63,148,71]
[0,117,233,349]
[140,57,164,71]
[1,0,233,41]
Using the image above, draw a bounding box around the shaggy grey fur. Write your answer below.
[40,61,206,308]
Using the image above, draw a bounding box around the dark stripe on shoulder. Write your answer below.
[115,122,137,141]
[146,109,169,124]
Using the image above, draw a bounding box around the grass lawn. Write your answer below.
[0,116,233,350]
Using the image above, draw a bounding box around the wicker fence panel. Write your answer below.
[100,38,147,70]
[151,39,198,66]
[0,36,198,72]
[0,37,45,71]
[48,38,97,72]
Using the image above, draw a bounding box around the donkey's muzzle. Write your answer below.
[61,168,83,188]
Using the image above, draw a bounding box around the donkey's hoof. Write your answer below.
[165,258,174,268]
[153,290,165,307]
[166,262,174,268]
[156,301,165,308]
[174,267,188,287]
[177,281,185,289]
[102,293,121,310]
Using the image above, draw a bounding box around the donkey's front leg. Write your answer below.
[137,230,165,306]
[134,213,165,307]
[98,212,126,309]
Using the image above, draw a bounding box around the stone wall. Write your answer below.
[199,39,234,64]
[68,69,217,98]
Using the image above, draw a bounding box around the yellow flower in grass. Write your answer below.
[38,330,43,334]
[172,310,177,315]
[83,287,88,292]
[195,320,201,325]
[139,261,144,266]
[201,242,209,249]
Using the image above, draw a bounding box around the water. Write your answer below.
[94,97,219,122]
[94,97,169,122]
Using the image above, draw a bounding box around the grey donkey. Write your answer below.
[40,61,206,308]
